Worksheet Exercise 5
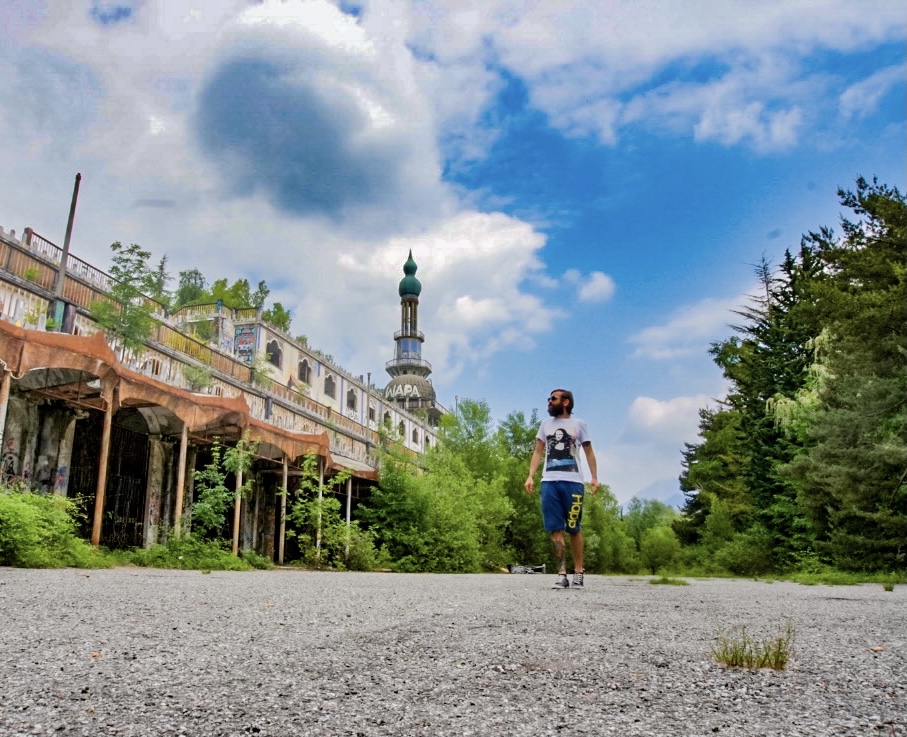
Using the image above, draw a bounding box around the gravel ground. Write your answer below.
[0,568,904,737]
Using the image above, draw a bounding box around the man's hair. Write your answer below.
[553,388,574,415]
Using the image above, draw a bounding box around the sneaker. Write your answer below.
[571,571,585,589]
[553,574,570,589]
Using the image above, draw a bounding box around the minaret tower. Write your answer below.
[384,251,440,421]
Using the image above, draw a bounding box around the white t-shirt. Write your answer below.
[536,416,590,483]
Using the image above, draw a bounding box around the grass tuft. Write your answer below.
[712,622,794,671]
[649,575,689,586]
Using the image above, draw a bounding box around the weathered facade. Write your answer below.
[0,225,445,560]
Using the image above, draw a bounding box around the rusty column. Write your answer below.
[231,464,243,555]
[278,455,288,564]
[0,369,11,454]
[91,384,114,546]
[173,424,188,537]
[345,475,352,558]
[315,455,324,558]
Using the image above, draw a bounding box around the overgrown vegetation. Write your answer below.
[0,484,110,568]
[286,455,380,571]
[712,622,795,670]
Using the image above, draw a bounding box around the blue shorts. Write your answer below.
[540,480,585,533]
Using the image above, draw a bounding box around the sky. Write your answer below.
[0,1,904,508]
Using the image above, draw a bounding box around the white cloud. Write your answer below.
[839,65,905,119]
[623,395,714,444]
[629,295,743,360]
[577,271,616,303]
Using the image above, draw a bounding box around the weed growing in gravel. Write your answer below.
[649,575,689,586]
[712,622,794,670]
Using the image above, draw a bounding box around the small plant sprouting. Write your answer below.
[882,582,894,592]
[712,621,794,671]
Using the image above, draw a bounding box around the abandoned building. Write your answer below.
[0,224,446,561]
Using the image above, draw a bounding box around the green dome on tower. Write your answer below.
[398,250,422,297]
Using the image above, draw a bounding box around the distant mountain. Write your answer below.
[633,478,686,510]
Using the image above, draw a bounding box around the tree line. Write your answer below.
[674,177,905,574]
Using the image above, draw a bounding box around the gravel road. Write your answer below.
[0,568,904,737]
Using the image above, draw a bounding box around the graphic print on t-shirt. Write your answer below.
[545,428,579,473]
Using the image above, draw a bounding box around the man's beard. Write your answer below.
[547,404,565,417]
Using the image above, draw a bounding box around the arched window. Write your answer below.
[347,388,357,411]
[383,411,391,426]
[398,421,405,438]
[298,359,311,384]
[324,374,336,399]
[412,428,420,445]
[266,339,282,369]
[368,405,376,422]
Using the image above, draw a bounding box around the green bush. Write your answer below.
[0,486,110,569]
[714,527,775,576]
[640,526,681,574]
[128,537,252,571]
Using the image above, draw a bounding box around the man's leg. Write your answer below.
[550,530,567,574]
[569,531,584,572]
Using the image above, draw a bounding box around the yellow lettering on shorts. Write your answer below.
[567,493,583,529]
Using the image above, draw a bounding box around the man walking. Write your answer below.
[524,389,600,589]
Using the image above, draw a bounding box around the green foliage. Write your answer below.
[240,548,274,570]
[0,485,110,568]
[714,526,775,577]
[581,486,639,574]
[640,526,681,574]
[90,241,158,358]
[183,363,214,392]
[286,455,378,570]
[173,268,206,308]
[624,497,677,550]
[712,622,794,671]
[676,178,906,575]
[262,302,292,333]
[128,537,252,571]
[190,437,258,542]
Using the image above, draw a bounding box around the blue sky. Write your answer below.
[0,0,904,507]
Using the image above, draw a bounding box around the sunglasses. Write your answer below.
[548,396,562,403]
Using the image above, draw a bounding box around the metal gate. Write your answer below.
[69,415,150,548]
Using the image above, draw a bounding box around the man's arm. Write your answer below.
[582,441,600,494]
[524,438,545,494]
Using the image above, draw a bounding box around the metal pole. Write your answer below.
[54,173,81,298]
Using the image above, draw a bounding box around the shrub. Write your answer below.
[0,486,110,569]
[128,537,251,571]
[640,526,681,574]
[714,527,775,576]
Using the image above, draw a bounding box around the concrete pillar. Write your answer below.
[53,415,77,496]
[143,438,166,548]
